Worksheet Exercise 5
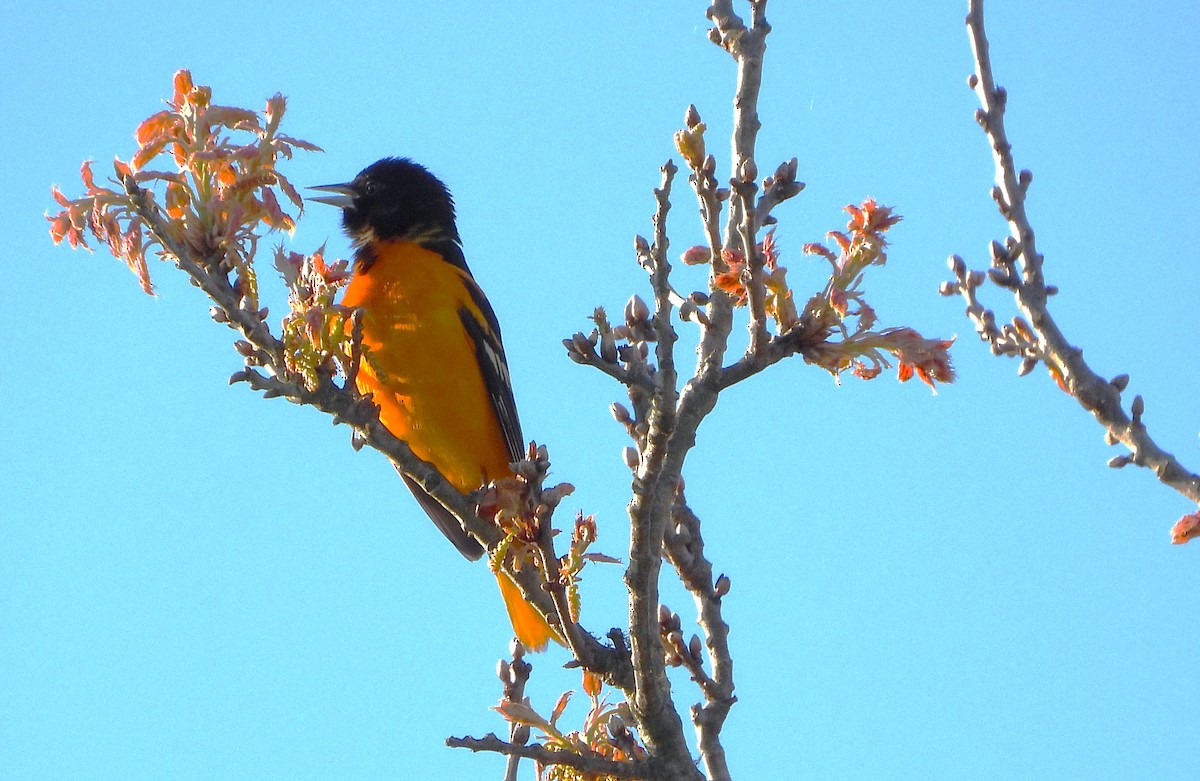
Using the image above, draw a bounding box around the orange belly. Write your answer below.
[341,241,513,493]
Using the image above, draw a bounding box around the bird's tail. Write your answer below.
[494,569,564,652]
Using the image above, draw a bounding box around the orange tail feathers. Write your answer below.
[495,570,564,652]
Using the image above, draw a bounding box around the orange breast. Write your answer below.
[341,241,513,493]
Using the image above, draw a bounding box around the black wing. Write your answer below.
[397,471,484,561]
[458,275,525,464]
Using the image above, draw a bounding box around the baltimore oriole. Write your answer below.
[310,157,560,651]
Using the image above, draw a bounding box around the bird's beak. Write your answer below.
[306,183,356,208]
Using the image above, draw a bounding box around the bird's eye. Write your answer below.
[362,180,379,197]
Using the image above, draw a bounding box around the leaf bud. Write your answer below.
[987,267,1015,288]
[570,332,595,358]
[681,245,711,266]
[563,338,586,363]
[989,240,1009,265]
[947,254,967,277]
[1109,374,1130,392]
[610,402,632,425]
[600,331,618,364]
[623,446,640,470]
[738,157,758,182]
[714,574,731,597]
[625,294,650,325]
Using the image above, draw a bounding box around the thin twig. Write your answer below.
[957,0,1200,508]
[709,0,771,356]
[497,648,532,781]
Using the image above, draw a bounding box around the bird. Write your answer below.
[309,157,561,651]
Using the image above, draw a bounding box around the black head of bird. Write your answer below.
[308,157,459,246]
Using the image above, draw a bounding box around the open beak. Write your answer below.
[306,183,356,208]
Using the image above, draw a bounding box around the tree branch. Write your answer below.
[663,496,736,781]
[622,164,703,780]
[950,0,1200,510]
[446,733,654,780]
[709,0,771,355]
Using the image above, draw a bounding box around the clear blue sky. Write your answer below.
[3,2,1198,779]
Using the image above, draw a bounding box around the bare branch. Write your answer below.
[664,496,736,781]
[622,175,702,780]
[497,647,533,781]
[956,0,1200,509]
[709,0,771,357]
[649,161,681,401]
